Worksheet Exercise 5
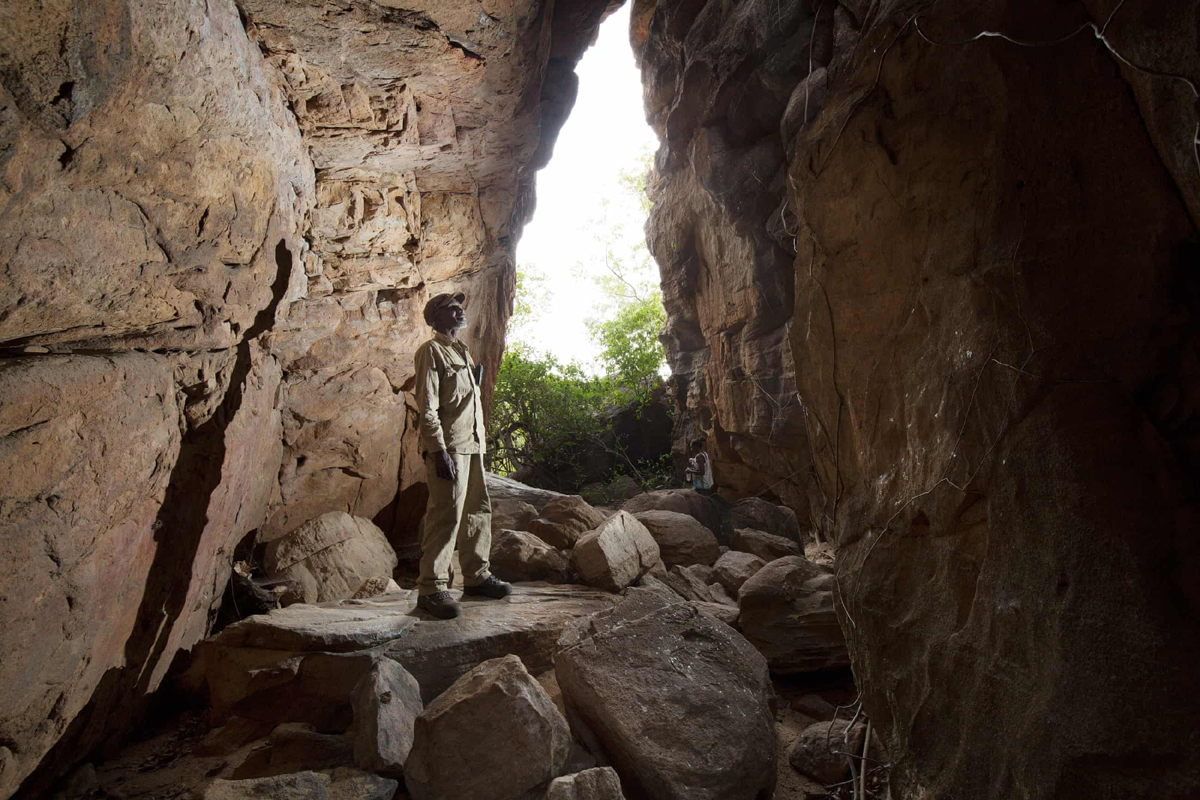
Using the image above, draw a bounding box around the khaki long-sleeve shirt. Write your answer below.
[413,332,486,455]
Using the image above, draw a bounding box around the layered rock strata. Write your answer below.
[634,0,826,516]
[0,0,616,795]
[635,0,1200,797]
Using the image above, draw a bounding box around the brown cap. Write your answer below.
[423,291,466,326]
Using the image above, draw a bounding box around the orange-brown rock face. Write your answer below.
[636,0,1200,797]
[635,0,822,518]
[241,0,621,545]
[0,0,614,795]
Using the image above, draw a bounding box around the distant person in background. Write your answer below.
[685,438,713,495]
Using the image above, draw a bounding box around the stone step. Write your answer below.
[190,583,617,724]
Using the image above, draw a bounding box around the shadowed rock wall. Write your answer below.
[636,0,1200,797]
[0,0,615,795]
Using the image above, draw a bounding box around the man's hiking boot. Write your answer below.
[417,591,461,619]
[463,576,513,599]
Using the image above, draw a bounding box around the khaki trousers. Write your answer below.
[418,452,492,596]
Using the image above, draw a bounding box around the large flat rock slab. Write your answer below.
[384,586,617,702]
[196,584,617,715]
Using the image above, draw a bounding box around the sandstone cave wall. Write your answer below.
[0,0,615,795]
[635,0,824,520]
[636,0,1200,797]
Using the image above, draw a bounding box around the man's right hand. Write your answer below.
[434,449,457,482]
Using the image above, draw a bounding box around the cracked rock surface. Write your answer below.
[635,0,1200,797]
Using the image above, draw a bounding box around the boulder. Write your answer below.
[729,498,802,544]
[572,512,664,593]
[556,589,776,800]
[620,490,726,544]
[490,529,572,583]
[731,528,802,562]
[492,499,539,533]
[486,473,566,512]
[632,510,721,567]
[203,772,331,800]
[530,496,610,549]
[711,552,767,597]
[351,660,423,776]
[263,512,398,604]
[546,767,627,800]
[787,719,867,785]
[404,655,571,800]
[738,557,849,674]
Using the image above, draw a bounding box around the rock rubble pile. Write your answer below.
[81,486,863,800]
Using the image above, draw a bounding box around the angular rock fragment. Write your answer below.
[490,529,572,583]
[404,655,571,800]
[729,498,802,543]
[620,490,726,543]
[732,528,802,562]
[633,510,721,567]
[711,551,767,596]
[546,767,627,800]
[531,496,610,549]
[351,659,423,776]
[572,512,664,592]
[738,557,849,674]
[263,512,398,604]
[787,719,866,785]
[556,589,776,800]
[203,771,331,800]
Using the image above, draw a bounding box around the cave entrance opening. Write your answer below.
[488,3,673,501]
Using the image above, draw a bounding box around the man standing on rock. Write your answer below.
[413,291,512,619]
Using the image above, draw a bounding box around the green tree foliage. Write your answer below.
[486,343,608,483]
[589,294,667,406]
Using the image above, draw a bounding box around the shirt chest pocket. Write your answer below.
[440,362,473,402]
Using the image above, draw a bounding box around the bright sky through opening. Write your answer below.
[514,3,658,366]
